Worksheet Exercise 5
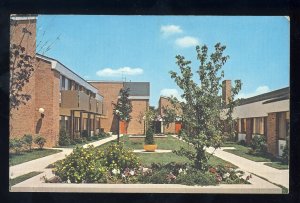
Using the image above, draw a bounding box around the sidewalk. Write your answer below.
[10,134,120,179]
[206,147,289,189]
[171,135,289,189]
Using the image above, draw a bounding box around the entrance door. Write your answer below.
[175,121,182,134]
[120,120,127,134]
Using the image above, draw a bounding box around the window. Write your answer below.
[240,118,246,133]
[277,112,287,139]
[253,117,264,135]
[75,83,79,90]
[68,79,72,90]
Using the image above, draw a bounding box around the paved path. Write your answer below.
[206,147,289,188]
[171,134,289,189]
[10,135,120,179]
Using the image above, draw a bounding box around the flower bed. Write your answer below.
[46,144,249,185]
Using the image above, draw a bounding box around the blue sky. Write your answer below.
[37,15,289,107]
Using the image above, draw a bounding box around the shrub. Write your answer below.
[208,165,247,184]
[22,134,33,151]
[81,130,88,138]
[98,131,109,138]
[58,128,70,146]
[176,169,217,186]
[87,136,93,141]
[34,135,46,149]
[238,140,246,146]
[249,135,267,155]
[53,146,107,183]
[104,143,140,172]
[281,144,289,164]
[74,138,83,144]
[144,128,155,145]
[70,139,76,145]
[138,167,170,184]
[9,138,24,154]
[92,135,99,140]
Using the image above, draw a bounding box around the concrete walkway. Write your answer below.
[171,134,289,189]
[10,134,121,179]
[206,147,289,189]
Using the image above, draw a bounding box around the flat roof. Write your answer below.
[238,87,289,106]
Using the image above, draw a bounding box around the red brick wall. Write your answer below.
[10,18,37,140]
[267,113,278,156]
[222,80,231,105]
[245,118,253,144]
[89,82,148,134]
[127,99,147,135]
[34,58,60,147]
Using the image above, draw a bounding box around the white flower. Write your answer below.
[122,174,126,178]
[183,170,187,175]
[67,179,71,183]
[223,172,230,179]
[130,170,135,176]
[178,168,183,174]
[112,168,119,175]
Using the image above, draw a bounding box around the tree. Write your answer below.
[168,43,241,171]
[112,87,133,142]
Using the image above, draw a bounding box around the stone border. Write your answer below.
[11,170,282,194]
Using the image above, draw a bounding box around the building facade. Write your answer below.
[89,81,150,135]
[156,96,182,134]
[222,81,290,157]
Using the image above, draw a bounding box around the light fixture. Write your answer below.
[38,108,45,118]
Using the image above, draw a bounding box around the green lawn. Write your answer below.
[223,143,273,162]
[9,171,42,188]
[223,142,289,169]
[9,149,62,166]
[264,162,289,170]
[97,135,237,168]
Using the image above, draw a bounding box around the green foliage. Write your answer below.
[81,130,88,138]
[162,106,177,128]
[58,128,70,146]
[176,169,217,186]
[249,136,267,155]
[34,135,46,149]
[92,135,99,140]
[238,140,246,146]
[53,146,107,183]
[113,87,133,122]
[104,143,140,172]
[208,165,248,184]
[281,144,289,164]
[9,138,24,154]
[144,128,155,145]
[22,134,33,151]
[53,144,140,183]
[168,43,241,171]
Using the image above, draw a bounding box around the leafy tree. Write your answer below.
[112,87,133,142]
[34,135,46,149]
[168,43,241,171]
[58,128,71,146]
[145,128,155,145]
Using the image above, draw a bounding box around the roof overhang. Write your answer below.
[36,54,99,94]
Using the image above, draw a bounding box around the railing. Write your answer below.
[61,90,103,114]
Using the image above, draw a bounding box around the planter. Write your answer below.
[143,144,157,152]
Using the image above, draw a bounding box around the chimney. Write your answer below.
[10,14,38,56]
[222,80,231,105]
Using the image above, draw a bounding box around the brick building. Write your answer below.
[88,81,150,135]
[156,96,182,134]
[222,81,290,157]
[10,15,105,147]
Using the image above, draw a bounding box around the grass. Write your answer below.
[223,142,289,169]
[97,135,237,168]
[264,162,289,170]
[9,148,62,166]
[9,171,42,188]
[223,143,273,162]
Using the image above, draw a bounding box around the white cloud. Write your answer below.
[236,85,270,99]
[160,25,183,37]
[175,36,199,48]
[96,67,143,77]
[160,88,185,102]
